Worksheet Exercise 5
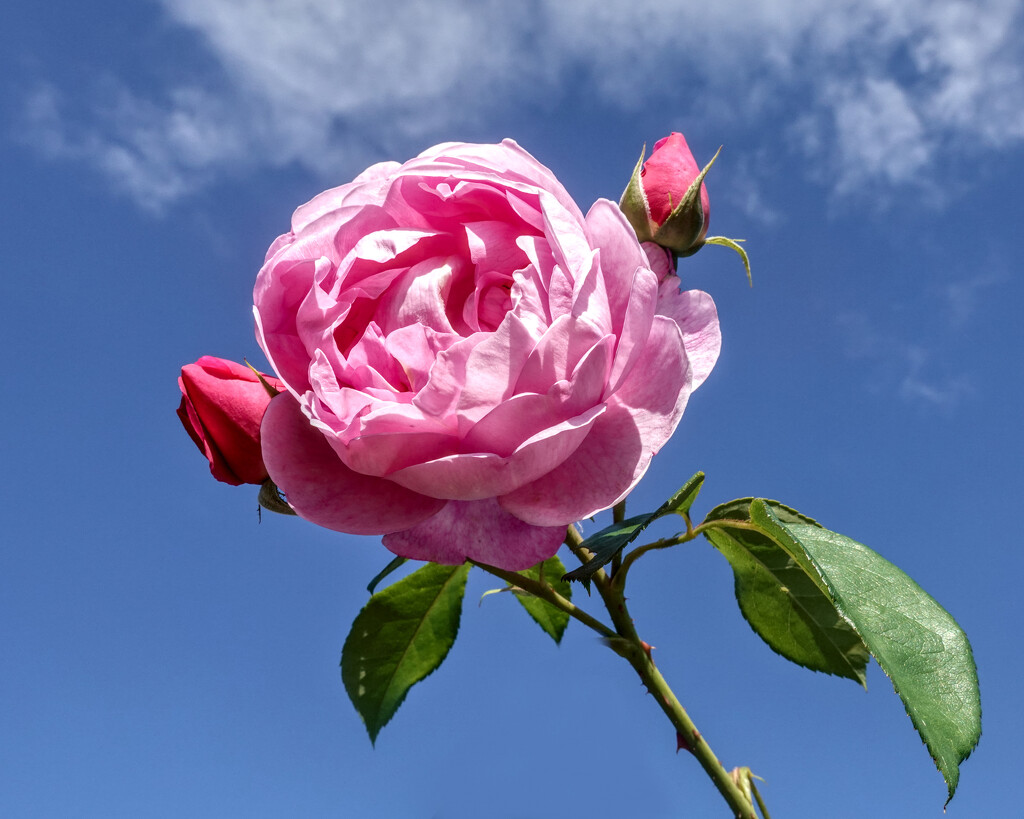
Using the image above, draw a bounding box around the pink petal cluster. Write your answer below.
[254,139,720,570]
[178,356,282,485]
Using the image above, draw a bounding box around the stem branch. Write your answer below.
[469,560,617,640]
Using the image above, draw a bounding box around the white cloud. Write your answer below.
[829,79,933,193]
[836,311,975,410]
[898,346,974,410]
[21,82,246,212]
[19,0,1024,209]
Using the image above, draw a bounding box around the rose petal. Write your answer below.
[291,161,401,232]
[260,392,444,534]
[515,313,608,395]
[382,498,566,571]
[584,198,652,325]
[655,282,721,390]
[606,265,659,395]
[387,404,605,500]
[500,315,691,525]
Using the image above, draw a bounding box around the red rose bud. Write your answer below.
[619,133,718,257]
[177,356,282,486]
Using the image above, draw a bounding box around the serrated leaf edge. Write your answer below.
[343,563,470,744]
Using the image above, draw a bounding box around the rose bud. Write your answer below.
[619,132,718,257]
[177,356,282,486]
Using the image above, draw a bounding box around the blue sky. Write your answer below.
[3,1,1022,816]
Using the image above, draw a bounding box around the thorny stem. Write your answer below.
[468,560,616,640]
[596,574,759,817]
[477,521,765,817]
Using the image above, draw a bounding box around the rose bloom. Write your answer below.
[254,140,720,570]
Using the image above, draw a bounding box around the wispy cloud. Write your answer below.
[898,345,974,409]
[836,311,976,411]
[16,0,1024,210]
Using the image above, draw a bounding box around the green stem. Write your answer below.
[571,520,761,818]
[477,520,766,817]
[599,582,760,819]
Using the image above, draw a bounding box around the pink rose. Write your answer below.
[254,139,720,570]
[177,356,282,486]
[620,132,711,256]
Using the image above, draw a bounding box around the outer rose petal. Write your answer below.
[656,283,721,390]
[382,498,566,571]
[261,392,445,534]
[583,199,651,324]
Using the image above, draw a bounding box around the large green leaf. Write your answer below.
[703,499,870,684]
[512,555,573,644]
[341,562,470,743]
[752,502,981,804]
[564,472,705,585]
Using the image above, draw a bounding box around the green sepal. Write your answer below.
[702,499,870,684]
[618,145,652,243]
[366,556,408,594]
[704,236,752,286]
[655,147,720,256]
[257,479,296,516]
[564,472,704,586]
[341,561,470,744]
[243,358,282,398]
[511,555,573,644]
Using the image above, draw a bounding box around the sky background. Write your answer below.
[2,1,1022,816]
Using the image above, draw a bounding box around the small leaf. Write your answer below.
[752,502,981,805]
[703,499,870,684]
[512,555,572,644]
[666,471,705,518]
[564,513,654,586]
[564,472,705,585]
[341,562,470,744]
[366,556,408,594]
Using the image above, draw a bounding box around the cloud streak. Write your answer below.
[18,0,1024,210]
[836,311,976,411]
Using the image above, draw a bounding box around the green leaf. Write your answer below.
[563,472,705,586]
[752,502,981,804]
[512,555,572,644]
[564,512,654,587]
[703,499,870,684]
[667,471,705,518]
[341,561,470,744]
